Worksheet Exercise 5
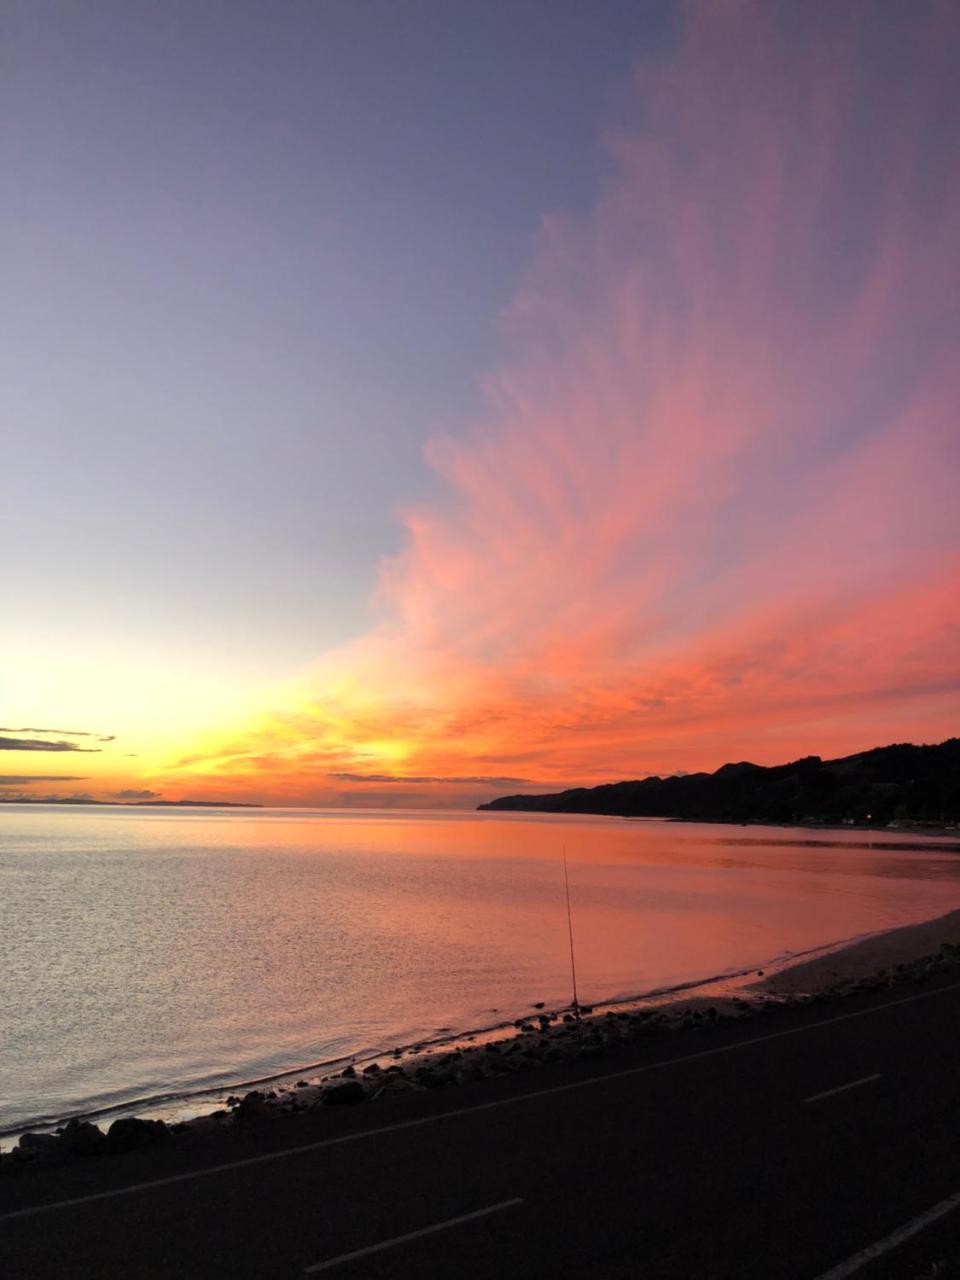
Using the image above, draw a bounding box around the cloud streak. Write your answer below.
[0,775,88,785]
[160,1,960,804]
[329,773,534,787]
[0,726,115,742]
[0,736,102,753]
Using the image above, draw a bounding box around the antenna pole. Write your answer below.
[562,844,582,1040]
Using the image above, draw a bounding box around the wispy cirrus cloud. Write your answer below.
[0,775,88,785]
[329,773,534,787]
[0,726,115,742]
[159,1,960,804]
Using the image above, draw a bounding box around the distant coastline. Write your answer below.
[0,798,262,809]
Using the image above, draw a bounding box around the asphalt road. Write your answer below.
[2,974,960,1279]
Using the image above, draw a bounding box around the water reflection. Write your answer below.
[2,805,959,1133]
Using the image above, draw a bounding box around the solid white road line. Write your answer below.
[302,1198,523,1273]
[803,1073,881,1104]
[812,1190,960,1280]
[2,979,959,1224]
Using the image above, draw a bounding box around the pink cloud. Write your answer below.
[173,2,960,802]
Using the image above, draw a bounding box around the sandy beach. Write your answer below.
[754,907,960,996]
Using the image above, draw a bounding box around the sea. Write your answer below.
[3,804,960,1140]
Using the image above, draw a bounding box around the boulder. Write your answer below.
[18,1131,61,1157]
[373,1074,423,1097]
[62,1118,106,1156]
[235,1091,271,1121]
[106,1117,169,1154]
[454,1063,487,1086]
[414,1067,446,1090]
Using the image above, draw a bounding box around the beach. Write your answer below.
[6,807,960,1147]
[754,906,960,996]
[5,899,960,1170]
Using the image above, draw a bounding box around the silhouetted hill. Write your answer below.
[479,739,960,826]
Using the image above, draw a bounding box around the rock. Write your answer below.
[341,1065,356,1078]
[183,1113,224,1134]
[235,1091,271,1121]
[532,1001,545,1009]
[106,1117,169,1154]
[373,1075,423,1097]
[414,1067,448,1090]
[484,1055,512,1074]
[362,1063,381,1075]
[322,1080,366,1106]
[454,1063,487,1086]
[18,1132,61,1157]
[62,1118,106,1156]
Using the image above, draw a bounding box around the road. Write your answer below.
[2,974,960,1279]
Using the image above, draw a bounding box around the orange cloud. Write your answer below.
[156,2,960,805]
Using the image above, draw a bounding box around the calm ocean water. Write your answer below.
[3,805,960,1136]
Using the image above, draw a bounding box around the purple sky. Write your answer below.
[4,1,671,673]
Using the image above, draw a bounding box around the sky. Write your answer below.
[3,0,959,807]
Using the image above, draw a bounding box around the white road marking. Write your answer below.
[2,979,959,1224]
[804,1073,881,1104]
[812,1190,960,1279]
[302,1198,523,1273]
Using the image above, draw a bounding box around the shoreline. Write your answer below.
[667,816,960,845]
[6,904,960,1162]
[0,923,902,1143]
[753,907,960,996]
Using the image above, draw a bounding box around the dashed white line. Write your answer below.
[303,1198,523,1272]
[804,1073,881,1104]
[812,1190,960,1279]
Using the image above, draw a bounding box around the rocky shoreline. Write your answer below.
[5,909,960,1176]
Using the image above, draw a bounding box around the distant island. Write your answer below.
[0,798,263,808]
[479,738,960,828]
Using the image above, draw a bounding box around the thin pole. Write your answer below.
[562,844,581,1040]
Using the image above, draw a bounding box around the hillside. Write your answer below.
[479,738,960,825]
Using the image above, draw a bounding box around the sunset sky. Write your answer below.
[4,0,959,807]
